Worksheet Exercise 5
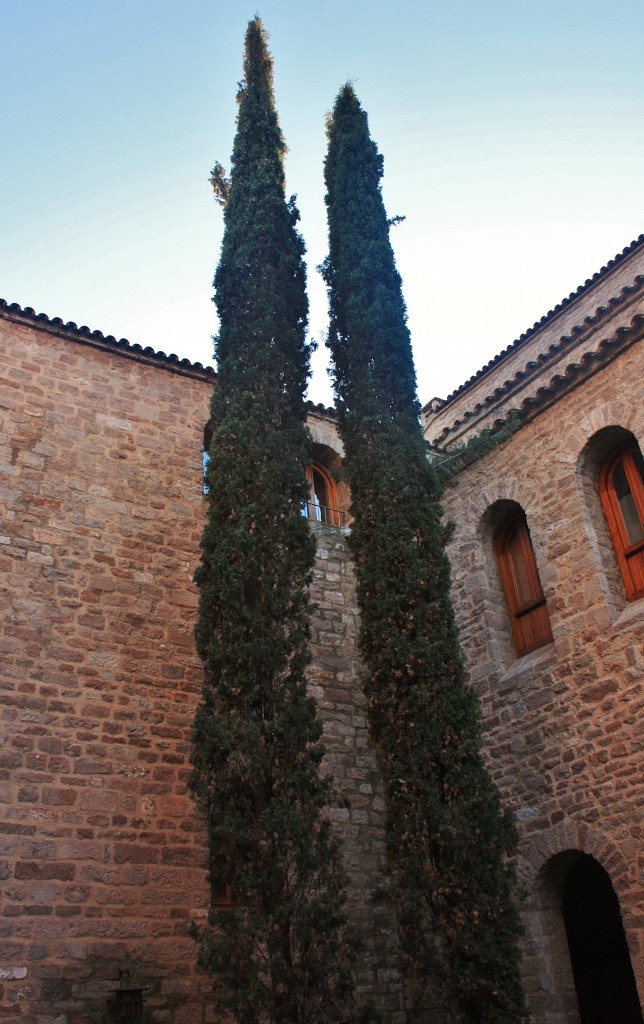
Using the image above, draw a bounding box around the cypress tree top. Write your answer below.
[324,84,419,425]
[215,18,309,399]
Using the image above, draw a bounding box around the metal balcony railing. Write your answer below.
[304,502,349,529]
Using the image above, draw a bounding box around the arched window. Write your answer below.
[305,463,342,527]
[495,509,553,657]
[599,445,644,602]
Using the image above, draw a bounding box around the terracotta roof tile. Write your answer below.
[0,298,338,418]
[430,308,644,444]
[429,233,644,410]
[0,298,217,379]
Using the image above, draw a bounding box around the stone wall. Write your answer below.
[440,341,643,1021]
[0,316,214,1022]
[308,523,403,1020]
[0,313,402,1023]
[4,296,641,1023]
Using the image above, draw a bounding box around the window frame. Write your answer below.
[305,462,342,527]
[598,446,644,602]
[495,510,553,658]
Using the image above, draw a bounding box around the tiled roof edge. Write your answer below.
[0,298,217,380]
[1,299,339,415]
[305,399,337,418]
[426,233,644,411]
[430,310,644,445]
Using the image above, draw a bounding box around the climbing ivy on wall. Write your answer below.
[189,23,358,1024]
[322,83,525,1024]
[433,416,521,485]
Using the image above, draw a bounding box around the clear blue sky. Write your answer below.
[2,0,643,406]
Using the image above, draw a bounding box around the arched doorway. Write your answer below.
[563,855,642,1024]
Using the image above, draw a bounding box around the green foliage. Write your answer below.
[433,416,521,486]
[323,84,525,1023]
[190,23,358,1024]
[209,161,231,207]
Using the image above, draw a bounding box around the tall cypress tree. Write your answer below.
[323,84,525,1024]
[189,24,356,1024]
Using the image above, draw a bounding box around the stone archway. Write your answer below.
[562,854,643,1024]
[517,822,643,1024]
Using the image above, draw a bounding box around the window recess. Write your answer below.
[599,445,644,602]
[496,510,553,657]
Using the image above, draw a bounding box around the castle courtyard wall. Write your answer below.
[2,300,641,1023]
